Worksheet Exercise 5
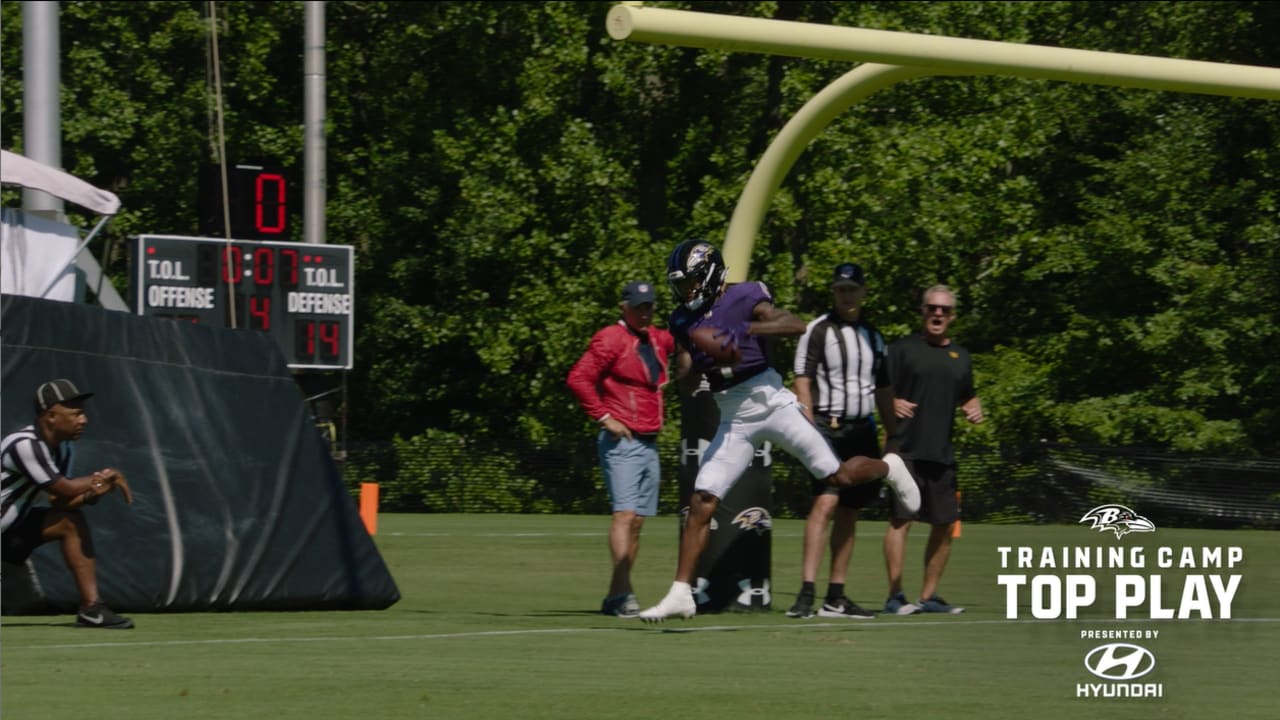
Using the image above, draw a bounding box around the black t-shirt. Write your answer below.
[886,333,975,464]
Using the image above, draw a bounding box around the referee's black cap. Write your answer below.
[831,263,866,287]
[36,379,94,412]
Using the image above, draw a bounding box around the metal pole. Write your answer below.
[606,5,1280,100]
[22,1,63,216]
[304,1,326,245]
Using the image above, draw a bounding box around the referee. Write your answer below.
[2,379,135,628]
[786,263,895,619]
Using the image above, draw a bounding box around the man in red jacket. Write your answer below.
[568,281,676,617]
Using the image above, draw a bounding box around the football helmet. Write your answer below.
[666,240,727,312]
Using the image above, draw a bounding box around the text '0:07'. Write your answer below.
[197,245,302,289]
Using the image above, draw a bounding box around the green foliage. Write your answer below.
[348,430,552,513]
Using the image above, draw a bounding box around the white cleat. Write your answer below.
[882,453,921,516]
[638,584,697,623]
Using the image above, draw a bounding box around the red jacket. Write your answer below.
[567,321,675,434]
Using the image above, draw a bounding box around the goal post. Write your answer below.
[606,3,1280,281]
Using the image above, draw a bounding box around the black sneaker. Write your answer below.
[76,601,134,629]
[818,596,875,619]
[884,591,921,616]
[918,595,965,614]
[600,593,640,618]
[785,595,815,618]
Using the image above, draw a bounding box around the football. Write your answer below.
[688,325,742,367]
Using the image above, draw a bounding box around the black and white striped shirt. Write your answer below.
[793,313,888,420]
[1,426,72,533]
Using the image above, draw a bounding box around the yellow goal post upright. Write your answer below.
[605,3,1280,282]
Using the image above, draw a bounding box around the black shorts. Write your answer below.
[1,507,51,564]
[896,458,958,525]
[810,417,883,509]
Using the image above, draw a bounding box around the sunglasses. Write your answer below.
[923,304,954,315]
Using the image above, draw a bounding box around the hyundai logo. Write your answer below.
[1084,643,1156,680]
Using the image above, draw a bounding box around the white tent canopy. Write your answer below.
[1,149,120,215]
[0,149,126,308]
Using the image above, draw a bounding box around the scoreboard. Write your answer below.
[132,234,354,370]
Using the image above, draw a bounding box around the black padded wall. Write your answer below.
[1,294,398,612]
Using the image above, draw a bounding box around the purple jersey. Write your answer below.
[670,281,773,390]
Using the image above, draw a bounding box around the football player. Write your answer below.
[638,241,920,622]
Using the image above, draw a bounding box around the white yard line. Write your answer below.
[8,616,1278,652]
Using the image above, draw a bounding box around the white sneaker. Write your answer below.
[883,453,921,516]
[638,583,696,623]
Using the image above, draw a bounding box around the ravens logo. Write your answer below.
[1079,504,1156,539]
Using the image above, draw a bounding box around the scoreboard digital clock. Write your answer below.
[198,163,293,241]
[132,234,354,370]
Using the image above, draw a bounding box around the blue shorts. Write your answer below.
[598,431,661,516]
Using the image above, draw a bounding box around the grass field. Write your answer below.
[2,514,1277,719]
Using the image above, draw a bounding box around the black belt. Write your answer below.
[815,413,873,430]
[708,364,769,392]
[633,432,659,442]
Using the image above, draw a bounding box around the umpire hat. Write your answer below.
[831,263,866,288]
[36,378,94,412]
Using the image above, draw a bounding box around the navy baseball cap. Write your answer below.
[831,263,866,287]
[621,281,657,305]
[36,378,93,411]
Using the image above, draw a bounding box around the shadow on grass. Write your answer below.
[0,619,78,628]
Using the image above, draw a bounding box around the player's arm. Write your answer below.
[566,331,614,422]
[872,333,898,437]
[957,356,982,424]
[674,343,701,395]
[884,342,916,420]
[749,302,806,337]
[875,386,899,437]
[791,324,820,422]
[960,396,984,424]
[48,468,133,510]
[672,340,693,381]
[794,376,816,423]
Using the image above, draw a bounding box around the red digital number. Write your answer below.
[295,320,342,362]
[279,248,299,288]
[255,173,287,235]
[248,295,271,331]
[319,322,340,359]
[220,246,243,285]
[253,247,273,286]
[297,320,315,359]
